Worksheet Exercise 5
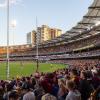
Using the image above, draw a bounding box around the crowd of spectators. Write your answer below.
[5,32,100,57]
[32,49,100,60]
[0,64,100,100]
[0,48,99,62]
[49,60,100,68]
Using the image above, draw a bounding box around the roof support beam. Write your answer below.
[67,31,79,34]
[84,15,100,18]
[78,22,94,25]
[89,6,100,9]
[73,27,87,30]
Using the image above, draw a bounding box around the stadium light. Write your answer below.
[7,0,10,79]
[79,30,82,34]
[36,17,39,72]
[95,20,100,26]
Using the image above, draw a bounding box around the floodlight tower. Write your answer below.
[6,0,10,79]
[36,18,39,72]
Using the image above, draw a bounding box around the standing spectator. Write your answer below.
[70,69,80,89]
[3,83,13,100]
[9,90,19,100]
[66,80,81,100]
[79,71,93,100]
[23,83,35,100]
[58,79,67,100]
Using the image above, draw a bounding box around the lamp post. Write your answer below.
[6,0,10,79]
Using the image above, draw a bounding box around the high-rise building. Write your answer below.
[55,29,62,37]
[49,28,62,40]
[27,32,31,44]
[41,25,50,42]
[27,30,36,45]
[31,30,36,45]
[49,29,56,40]
[37,25,62,42]
[26,25,62,45]
[37,27,42,43]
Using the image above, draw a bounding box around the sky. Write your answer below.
[0,0,93,46]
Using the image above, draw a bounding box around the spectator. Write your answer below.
[70,69,80,89]
[9,90,19,100]
[22,83,35,100]
[58,79,67,100]
[66,80,81,100]
[41,93,57,100]
[79,71,93,100]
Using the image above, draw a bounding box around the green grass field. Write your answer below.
[0,62,66,80]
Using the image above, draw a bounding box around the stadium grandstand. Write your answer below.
[0,0,100,100]
[0,0,100,67]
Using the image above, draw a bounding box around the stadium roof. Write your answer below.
[0,0,99,48]
[42,0,100,45]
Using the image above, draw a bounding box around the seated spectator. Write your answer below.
[66,80,81,100]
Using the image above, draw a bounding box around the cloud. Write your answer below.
[0,0,22,8]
